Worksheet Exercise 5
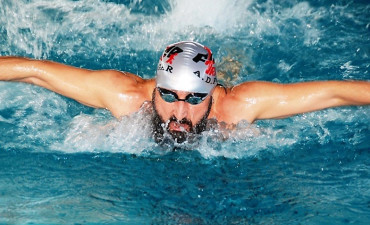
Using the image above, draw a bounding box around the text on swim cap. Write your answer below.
[157,63,173,73]
[192,47,216,76]
[158,43,217,86]
[162,45,183,64]
[193,71,217,85]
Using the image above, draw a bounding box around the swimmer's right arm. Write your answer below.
[220,80,370,124]
[0,57,154,117]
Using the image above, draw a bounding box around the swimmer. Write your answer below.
[1,41,369,143]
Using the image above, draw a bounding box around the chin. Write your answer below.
[167,129,189,144]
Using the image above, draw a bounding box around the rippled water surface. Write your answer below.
[0,0,369,224]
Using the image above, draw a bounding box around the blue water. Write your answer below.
[0,0,369,224]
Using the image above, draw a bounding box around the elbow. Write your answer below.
[16,76,40,85]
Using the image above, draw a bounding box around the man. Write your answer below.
[1,41,369,143]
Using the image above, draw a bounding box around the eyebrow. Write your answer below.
[158,88,178,95]
[159,88,207,97]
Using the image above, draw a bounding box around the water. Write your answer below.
[0,0,369,224]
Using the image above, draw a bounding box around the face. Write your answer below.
[151,87,212,143]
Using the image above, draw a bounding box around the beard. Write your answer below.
[151,90,212,144]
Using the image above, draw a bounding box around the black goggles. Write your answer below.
[157,87,208,105]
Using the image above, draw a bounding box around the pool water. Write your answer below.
[0,0,369,224]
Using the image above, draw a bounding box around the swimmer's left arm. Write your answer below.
[224,80,370,123]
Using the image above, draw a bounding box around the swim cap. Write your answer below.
[156,41,217,94]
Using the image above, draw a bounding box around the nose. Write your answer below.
[173,101,188,120]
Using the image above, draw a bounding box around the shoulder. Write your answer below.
[91,70,154,96]
[209,81,274,124]
[91,70,156,118]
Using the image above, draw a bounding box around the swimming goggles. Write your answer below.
[157,87,208,105]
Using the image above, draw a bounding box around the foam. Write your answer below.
[52,112,158,155]
[0,0,322,56]
[2,0,367,60]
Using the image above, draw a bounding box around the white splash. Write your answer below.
[0,0,324,56]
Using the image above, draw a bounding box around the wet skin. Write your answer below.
[153,88,212,133]
[1,57,369,131]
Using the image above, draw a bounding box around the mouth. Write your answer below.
[168,121,191,132]
[165,120,191,144]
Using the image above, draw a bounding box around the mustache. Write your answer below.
[168,116,193,130]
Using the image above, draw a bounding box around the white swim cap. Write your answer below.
[156,41,217,94]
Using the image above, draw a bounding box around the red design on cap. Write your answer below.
[166,53,178,64]
[204,46,216,76]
